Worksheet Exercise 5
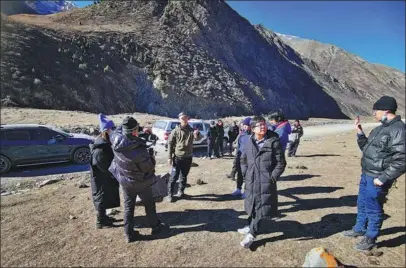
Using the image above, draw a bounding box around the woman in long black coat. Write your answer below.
[239,116,286,248]
[89,114,120,229]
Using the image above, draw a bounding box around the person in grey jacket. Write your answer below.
[238,116,286,249]
[343,96,405,251]
[108,116,168,243]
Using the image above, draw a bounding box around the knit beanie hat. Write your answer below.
[372,96,397,111]
[98,113,115,131]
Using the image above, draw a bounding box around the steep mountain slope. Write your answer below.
[277,33,405,115]
[1,0,394,119]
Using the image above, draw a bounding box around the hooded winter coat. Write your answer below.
[89,136,120,210]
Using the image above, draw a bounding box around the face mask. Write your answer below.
[380,112,388,123]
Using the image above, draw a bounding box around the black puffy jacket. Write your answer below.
[108,130,155,187]
[358,116,405,185]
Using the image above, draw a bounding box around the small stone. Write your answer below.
[37,179,60,188]
[368,258,380,265]
[1,192,11,196]
[69,215,77,220]
[78,183,89,189]
[296,166,308,170]
[33,78,42,85]
[196,179,206,185]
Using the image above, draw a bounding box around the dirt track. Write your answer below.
[1,118,405,267]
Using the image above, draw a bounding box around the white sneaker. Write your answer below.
[237,226,250,235]
[240,233,255,248]
[231,189,242,196]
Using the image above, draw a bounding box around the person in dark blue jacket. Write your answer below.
[268,109,291,153]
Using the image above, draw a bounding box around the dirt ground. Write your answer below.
[1,118,405,267]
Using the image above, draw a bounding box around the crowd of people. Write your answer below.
[89,95,405,251]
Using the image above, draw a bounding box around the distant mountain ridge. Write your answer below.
[276,32,405,115]
[0,0,404,119]
[1,0,77,16]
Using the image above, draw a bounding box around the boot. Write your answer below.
[96,217,113,229]
[151,222,170,235]
[342,229,365,237]
[354,236,376,251]
[175,189,184,198]
[126,230,143,243]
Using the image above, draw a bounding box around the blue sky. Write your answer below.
[73,1,405,72]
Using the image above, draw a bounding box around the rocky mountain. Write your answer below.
[276,32,405,116]
[0,1,77,16]
[1,0,401,119]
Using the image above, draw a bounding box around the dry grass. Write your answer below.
[1,126,405,267]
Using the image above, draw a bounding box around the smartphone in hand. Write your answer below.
[355,115,363,131]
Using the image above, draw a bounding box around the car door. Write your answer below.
[152,121,167,143]
[3,129,39,165]
[30,128,71,162]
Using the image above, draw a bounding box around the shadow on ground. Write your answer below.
[296,154,341,158]
[2,163,89,178]
[280,174,321,181]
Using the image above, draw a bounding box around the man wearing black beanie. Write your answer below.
[343,96,405,251]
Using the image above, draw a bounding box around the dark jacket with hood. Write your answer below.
[216,124,225,141]
[357,115,405,185]
[241,131,286,219]
[108,129,156,188]
[208,125,218,141]
[89,136,120,210]
[228,125,240,142]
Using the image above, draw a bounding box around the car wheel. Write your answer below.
[0,155,12,174]
[73,147,91,165]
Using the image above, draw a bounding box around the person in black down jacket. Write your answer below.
[287,120,303,157]
[238,116,286,249]
[108,116,169,243]
[216,120,225,157]
[228,121,240,155]
[343,96,405,251]
[89,114,120,229]
[207,120,219,159]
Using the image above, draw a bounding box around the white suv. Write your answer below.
[152,120,210,148]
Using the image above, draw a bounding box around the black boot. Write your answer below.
[96,210,113,229]
[126,230,143,243]
[151,222,170,236]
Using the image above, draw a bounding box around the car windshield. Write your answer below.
[49,126,73,137]
[170,122,180,130]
